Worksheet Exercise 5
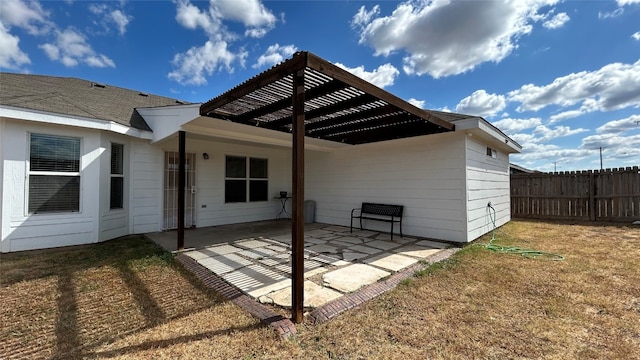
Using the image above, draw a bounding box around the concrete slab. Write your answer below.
[222,264,288,296]
[248,279,291,298]
[270,234,291,244]
[342,251,368,262]
[394,245,443,259]
[203,244,243,255]
[349,229,379,238]
[364,253,418,272]
[185,250,213,261]
[306,244,339,254]
[235,239,271,249]
[197,253,253,274]
[305,238,328,245]
[348,244,383,255]
[416,240,451,248]
[237,247,277,259]
[305,229,333,237]
[333,236,364,244]
[323,264,390,293]
[312,254,350,267]
[323,225,351,232]
[365,240,403,251]
[265,244,288,252]
[258,281,342,308]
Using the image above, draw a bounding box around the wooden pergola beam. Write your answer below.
[230,79,349,124]
[291,67,305,323]
[306,104,397,134]
[264,93,378,130]
[200,54,307,116]
[306,52,454,131]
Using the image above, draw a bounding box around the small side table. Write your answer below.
[275,196,292,219]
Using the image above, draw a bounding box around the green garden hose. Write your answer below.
[481,205,564,261]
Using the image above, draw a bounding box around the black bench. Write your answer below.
[350,202,404,240]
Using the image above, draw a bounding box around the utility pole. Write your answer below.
[552,161,557,172]
[599,147,604,170]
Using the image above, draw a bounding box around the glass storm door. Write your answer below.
[163,151,196,229]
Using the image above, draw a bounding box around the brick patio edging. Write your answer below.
[174,254,297,338]
[308,247,461,324]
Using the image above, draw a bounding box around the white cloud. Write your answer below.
[39,27,115,68]
[110,10,132,35]
[596,114,640,134]
[88,3,133,35]
[632,32,640,41]
[212,0,276,38]
[543,12,569,29]
[491,117,542,134]
[407,98,425,108]
[353,0,560,78]
[0,22,31,68]
[455,90,506,117]
[253,43,297,69]
[508,59,640,114]
[580,133,640,151]
[175,0,222,37]
[598,8,624,19]
[0,0,52,69]
[171,0,278,85]
[351,5,380,28]
[532,124,589,142]
[0,0,51,35]
[168,40,246,85]
[334,62,399,89]
[617,0,640,5]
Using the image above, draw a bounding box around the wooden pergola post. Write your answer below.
[177,130,186,251]
[291,69,305,323]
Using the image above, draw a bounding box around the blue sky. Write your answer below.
[1,0,639,172]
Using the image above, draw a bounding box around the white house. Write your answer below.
[0,52,521,253]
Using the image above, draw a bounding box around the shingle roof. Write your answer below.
[0,72,189,131]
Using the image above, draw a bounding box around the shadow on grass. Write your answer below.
[0,237,261,360]
[87,323,263,358]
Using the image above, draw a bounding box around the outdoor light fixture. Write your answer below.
[202,153,209,160]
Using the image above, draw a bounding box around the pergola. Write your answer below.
[179,51,455,322]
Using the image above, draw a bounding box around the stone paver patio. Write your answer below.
[149,222,455,310]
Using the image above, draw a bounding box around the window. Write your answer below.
[28,133,81,214]
[110,143,124,209]
[486,147,497,159]
[225,156,268,203]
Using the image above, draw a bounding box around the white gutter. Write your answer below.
[0,105,153,140]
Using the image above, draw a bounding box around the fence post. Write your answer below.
[589,171,596,222]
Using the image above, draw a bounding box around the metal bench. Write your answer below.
[350,202,404,240]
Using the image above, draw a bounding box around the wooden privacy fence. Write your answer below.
[511,166,640,222]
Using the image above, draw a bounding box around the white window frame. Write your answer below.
[27,133,82,215]
[224,155,268,203]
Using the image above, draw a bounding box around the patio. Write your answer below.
[145,221,456,310]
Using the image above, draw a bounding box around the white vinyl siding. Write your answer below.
[465,136,511,241]
[1,120,100,252]
[306,132,468,242]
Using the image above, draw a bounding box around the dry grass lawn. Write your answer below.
[1,220,639,359]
